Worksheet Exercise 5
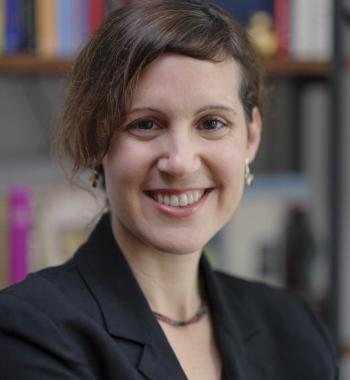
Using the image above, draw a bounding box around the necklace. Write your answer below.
[152,304,209,327]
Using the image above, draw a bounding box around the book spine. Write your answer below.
[89,0,106,34]
[312,0,333,60]
[21,0,35,53]
[36,0,57,57]
[0,192,9,289]
[0,0,4,55]
[69,0,88,56]
[290,0,332,60]
[5,0,22,54]
[274,0,289,58]
[57,0,72,57]
[79,0,90,49]
[9,187,31,285]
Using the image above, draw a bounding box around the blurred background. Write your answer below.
[0,0,349,377]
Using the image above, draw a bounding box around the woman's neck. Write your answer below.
[112,219,203,320]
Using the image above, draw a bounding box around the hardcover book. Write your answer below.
[36,0,57,57]
[4,0,22,54]
[9,187,31,285]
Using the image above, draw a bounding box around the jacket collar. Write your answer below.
[75,214,187,379]
[201,258,275,379]
[75,214,274,379]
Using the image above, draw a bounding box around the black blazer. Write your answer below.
[0,214,338,379]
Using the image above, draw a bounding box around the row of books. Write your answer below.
[0,0,129,58]
[0,0,333,61]
[217,0,333,60]
[0,184,106,289]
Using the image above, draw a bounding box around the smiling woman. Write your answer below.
[0,1,338,380]
[103,55,260,257]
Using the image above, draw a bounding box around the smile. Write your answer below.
[146,189,210,208]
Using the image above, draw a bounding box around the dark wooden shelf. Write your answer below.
[0,55,72,74]
[264,58,332,77]
[0,55,346,77]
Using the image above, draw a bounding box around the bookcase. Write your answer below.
[0,55,336,76]
[1,0,350,378]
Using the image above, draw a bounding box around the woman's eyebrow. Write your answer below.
[194,105,237,115]
[129,105,237,115]
[129,107,162,114]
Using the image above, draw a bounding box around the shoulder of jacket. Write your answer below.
[214,270,339,366]
[0,258,77,314]
[214,270,287,300]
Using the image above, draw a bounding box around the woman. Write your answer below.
[0,1,338,379]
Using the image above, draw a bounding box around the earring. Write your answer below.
[89,169,100,188]
[245,158,254,186]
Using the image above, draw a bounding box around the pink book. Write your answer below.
[89,0,106,34]
[274,0,290,58]
[9,187,31,285]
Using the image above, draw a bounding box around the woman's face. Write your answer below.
[103,54,261,255]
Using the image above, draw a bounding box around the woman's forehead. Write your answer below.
[130,54,242,111]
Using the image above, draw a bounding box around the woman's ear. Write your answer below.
[246,106,262,162]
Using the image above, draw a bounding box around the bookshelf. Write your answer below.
[0,55,71,75]
[0,2,348,372]
[0,55,343,77]
[264,58,333,77]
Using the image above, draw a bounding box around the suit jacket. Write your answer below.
[0,214,338,379]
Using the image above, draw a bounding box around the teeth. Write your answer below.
[152,190,205,207]
[170,195,179,207]
[179,194,187,207]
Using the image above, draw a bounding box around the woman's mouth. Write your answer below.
[144,188,212,216]
[148,189,206,207]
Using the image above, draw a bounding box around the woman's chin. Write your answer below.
[147,237,206,256]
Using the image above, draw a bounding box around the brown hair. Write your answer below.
[53,0,264,182]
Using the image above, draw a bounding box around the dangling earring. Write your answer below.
[89,168,100,188]
[245,158,254,186]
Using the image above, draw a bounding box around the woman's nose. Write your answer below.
[157,131,201,178]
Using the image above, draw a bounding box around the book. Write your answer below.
[57,0,74,57]
[274,0,289,58]
[89,0,106,33]
[4,0,22,54]
[290,0,333,60]
[0,0,4,55]
[36,0,57,57]
[21,0,35,53]
[0,192,9,289]
[72,0,89,54]
[57,0,89,58]
[9,187,31,285]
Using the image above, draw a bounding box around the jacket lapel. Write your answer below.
[75,214,275,379]
[201,257,276,380]
[75,214,186,380]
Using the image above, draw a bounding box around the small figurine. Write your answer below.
[247,11,277,57]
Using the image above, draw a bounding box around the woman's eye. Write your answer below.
[201,118,225,130]
[130,119,156,130]
[126,118,163,139]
